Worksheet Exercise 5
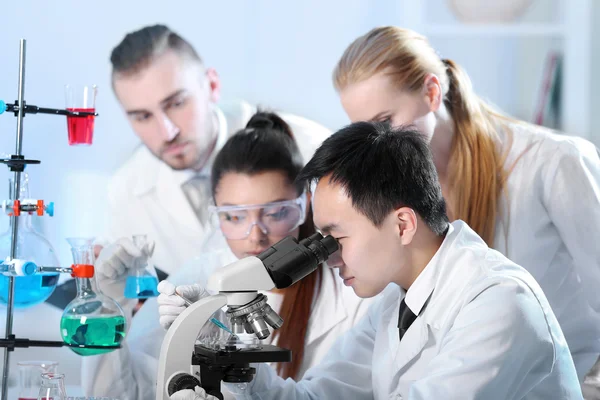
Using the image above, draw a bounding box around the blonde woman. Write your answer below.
[331,26,600,386]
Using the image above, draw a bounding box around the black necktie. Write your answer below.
[398,298,418,341]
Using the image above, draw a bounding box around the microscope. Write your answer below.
[156,232,339,400]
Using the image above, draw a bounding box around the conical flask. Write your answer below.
[60,237,127,356]
[37,372,67,400]
[0,172,60,308]
[124,234,159,299]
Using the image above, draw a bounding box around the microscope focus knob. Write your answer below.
[167,373,201,395]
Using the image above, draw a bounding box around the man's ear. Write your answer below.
[395,207,418,245]
[205,67,221,103]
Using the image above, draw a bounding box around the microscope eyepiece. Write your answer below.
[260,233,339,289]
[301,233,339,264]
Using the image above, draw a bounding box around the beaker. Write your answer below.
[37,372,67,400]
[0,173,60,308]
[60,237,127,356]
[64,84,97,146]
[17,361,58,400]
[123,234,159,299]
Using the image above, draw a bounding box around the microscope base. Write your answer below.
[167,344,291,400]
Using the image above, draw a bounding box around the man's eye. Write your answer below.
[168,96,187,109]
[134,113,152,122]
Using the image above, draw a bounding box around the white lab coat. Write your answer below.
[81,241,375,399]
[493,123,600,380]
[102,99,331,275]
[230,220,583,400]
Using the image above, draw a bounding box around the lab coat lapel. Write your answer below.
[390,301,431,373]
[397,321,430,372]
[389,224,461,373]
[306,270,347,345]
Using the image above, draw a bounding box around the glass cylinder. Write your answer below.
[18,361,58,400]
[64,84,97,146]
[0,173,60,308]
[60,237,127,356]
[37,372,67,400]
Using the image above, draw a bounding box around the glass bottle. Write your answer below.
[17,361,58,400]
[124,234,159,299]
[60,237,127,356]
[37,372,67,400]
[0,172,60,308]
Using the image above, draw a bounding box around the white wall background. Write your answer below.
[0,0,596,391]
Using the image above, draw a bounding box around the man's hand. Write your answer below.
[94,237,155,309]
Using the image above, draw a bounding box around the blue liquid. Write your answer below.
[0,273,59,308]
[124,275,159,299]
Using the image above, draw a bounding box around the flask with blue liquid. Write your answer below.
[0,173,59,308]
[124,234,159,299]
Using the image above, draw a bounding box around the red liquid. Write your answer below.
[66,107,95,145]
[21,397,54,400]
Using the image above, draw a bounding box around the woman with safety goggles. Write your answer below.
[207,193,307,253]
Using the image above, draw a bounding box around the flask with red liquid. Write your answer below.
[17,361,58,400]
[37,372,67,400]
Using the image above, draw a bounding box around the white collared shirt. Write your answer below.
[403,225,449,317]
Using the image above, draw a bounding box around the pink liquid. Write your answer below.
[66,107,95,145]
[21,398,54,400]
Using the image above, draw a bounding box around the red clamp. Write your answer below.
[37,200,44,216]
[71,264,94,278]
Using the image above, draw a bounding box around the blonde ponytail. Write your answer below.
[442,59,507,245]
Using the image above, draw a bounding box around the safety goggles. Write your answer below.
[208,194,307,240]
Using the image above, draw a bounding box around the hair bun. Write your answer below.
[246,110,294,139]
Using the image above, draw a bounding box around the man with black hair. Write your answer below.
[173,121,582,399]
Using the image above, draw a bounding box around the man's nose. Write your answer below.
[157,113,180,141]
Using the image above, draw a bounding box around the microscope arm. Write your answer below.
[156,294,227,400]
[207,256,276,295]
